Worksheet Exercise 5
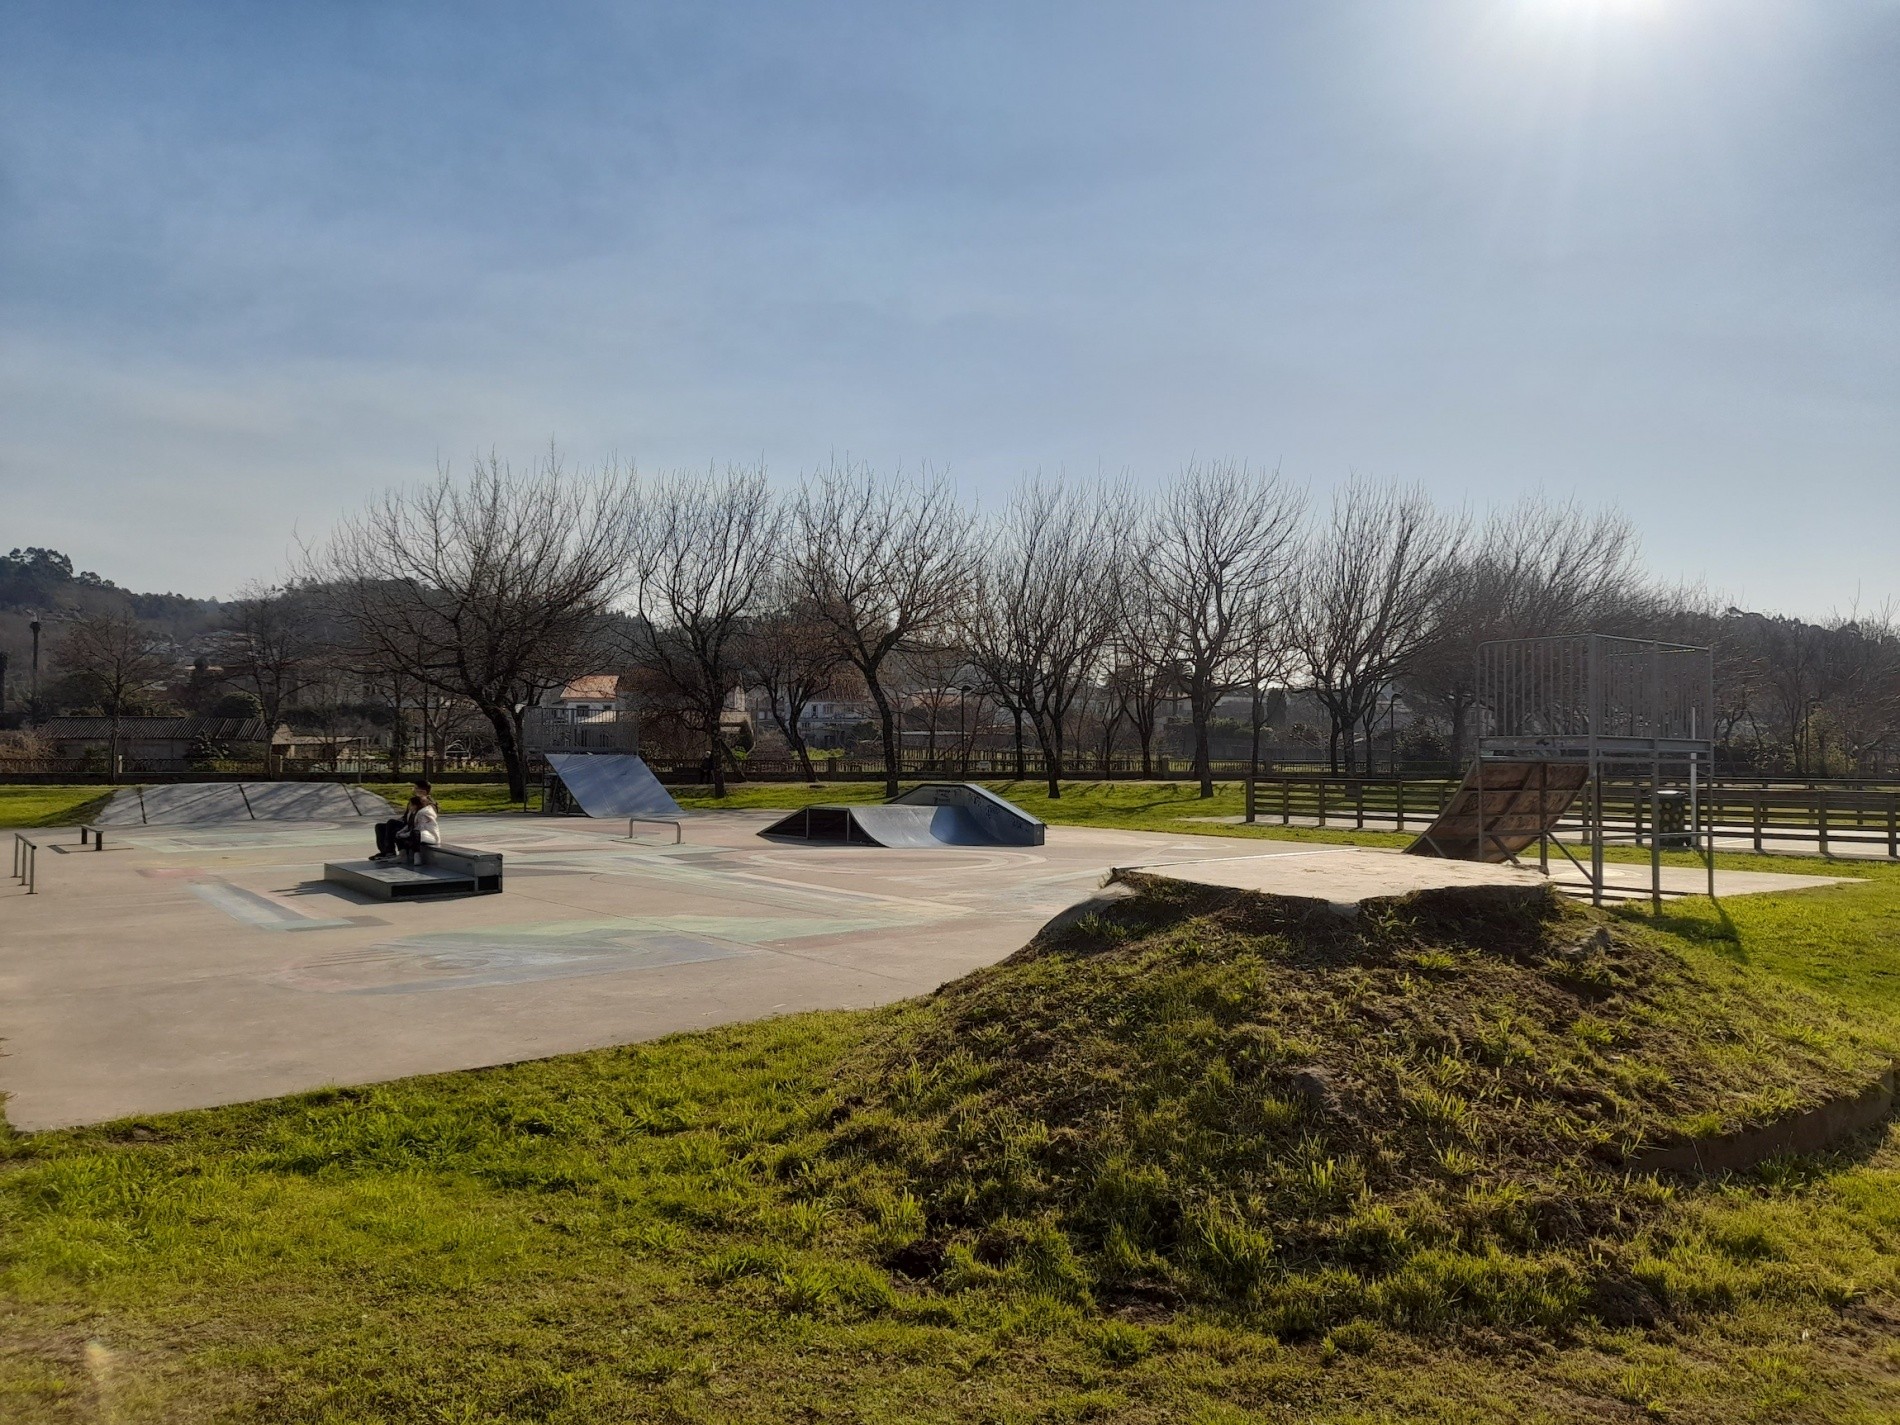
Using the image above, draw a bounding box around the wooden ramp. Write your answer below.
[1404,761,1589,864]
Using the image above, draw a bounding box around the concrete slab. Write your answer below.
[0,814,1852,1131]
[1123,845,1850,907]
[1543,862,1853,902]
[1120,847,1550,906]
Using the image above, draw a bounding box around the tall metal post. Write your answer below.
[1649,645,1663,914]
[1589,634,1604,907]
[29,617,42,721]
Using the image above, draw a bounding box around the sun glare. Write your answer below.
[1524,0,1666,19]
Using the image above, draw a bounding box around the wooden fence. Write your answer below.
[1230,773,1900,859]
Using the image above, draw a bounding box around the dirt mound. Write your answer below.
[822,878,1895,1334]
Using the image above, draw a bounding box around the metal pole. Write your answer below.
[1590,635,1603,907]
[1538,760,1549,875]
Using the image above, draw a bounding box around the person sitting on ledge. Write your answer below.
[372,781,441,862]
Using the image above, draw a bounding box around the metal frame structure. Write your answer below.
[1474,633,1716,909]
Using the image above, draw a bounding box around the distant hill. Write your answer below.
[0,547,216,623]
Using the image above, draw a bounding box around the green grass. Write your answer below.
[0,786,116,829]
[4,868,1900,1421]
[363,781,530,815]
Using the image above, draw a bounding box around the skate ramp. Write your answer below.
[543,753,683,819]
[1404,760,1589,864]
[761,783,1044,848]
[889,783,1046,846]
[93,782,392,826]
[244,783,386,820]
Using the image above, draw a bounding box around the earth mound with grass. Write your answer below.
[821,878,1895,1335]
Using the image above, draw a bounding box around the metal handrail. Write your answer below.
[626,816,683,845]
[79,824,106,850]
[12,833,38,894]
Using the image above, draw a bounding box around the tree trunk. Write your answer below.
[868,679,901,798]
[708,717,728,798]
[1192,676,1215,797]
[1012,707,1026,781]
[1036,715,1061,800]
[787,717,816,781]
[1249,685,1264,780]
[486,704,529,803]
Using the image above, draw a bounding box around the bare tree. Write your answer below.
[627,465,781,797]
[1102,569,1180,777]
[1403,497,1645,765]
[962,480,1130,798]
[226,582,331,768]
[1149,462,1306,797]
[308,453,636,801]
[1291,480,1467,774]
[740,592,850,782]
[788,463,978,798]
[58,608,173,775]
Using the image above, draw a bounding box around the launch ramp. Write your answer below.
[1404,761,1589,864]
[761,783,1045,848]
[542,753,683,819]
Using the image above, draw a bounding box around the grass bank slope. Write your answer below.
[823,880,1895,1336]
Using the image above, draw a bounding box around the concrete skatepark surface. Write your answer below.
[0,811,1850,1130]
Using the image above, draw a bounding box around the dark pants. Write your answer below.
[375,819,419,857]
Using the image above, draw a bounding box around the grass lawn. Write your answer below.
[0,786,117,829]
[3,808,1900,1420]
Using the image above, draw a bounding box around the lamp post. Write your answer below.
[29,617,42,723]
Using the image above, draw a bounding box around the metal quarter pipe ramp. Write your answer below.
[760,783,1045,848]
[542,753,683,819]
[1403,760,1589,864]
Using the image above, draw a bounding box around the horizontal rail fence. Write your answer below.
[1230,773,1900,859]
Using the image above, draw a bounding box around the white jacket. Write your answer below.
[410,803,441,846]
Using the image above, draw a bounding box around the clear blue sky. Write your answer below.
[1,0,1894,614]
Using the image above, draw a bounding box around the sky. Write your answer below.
[0,0,1895,615]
